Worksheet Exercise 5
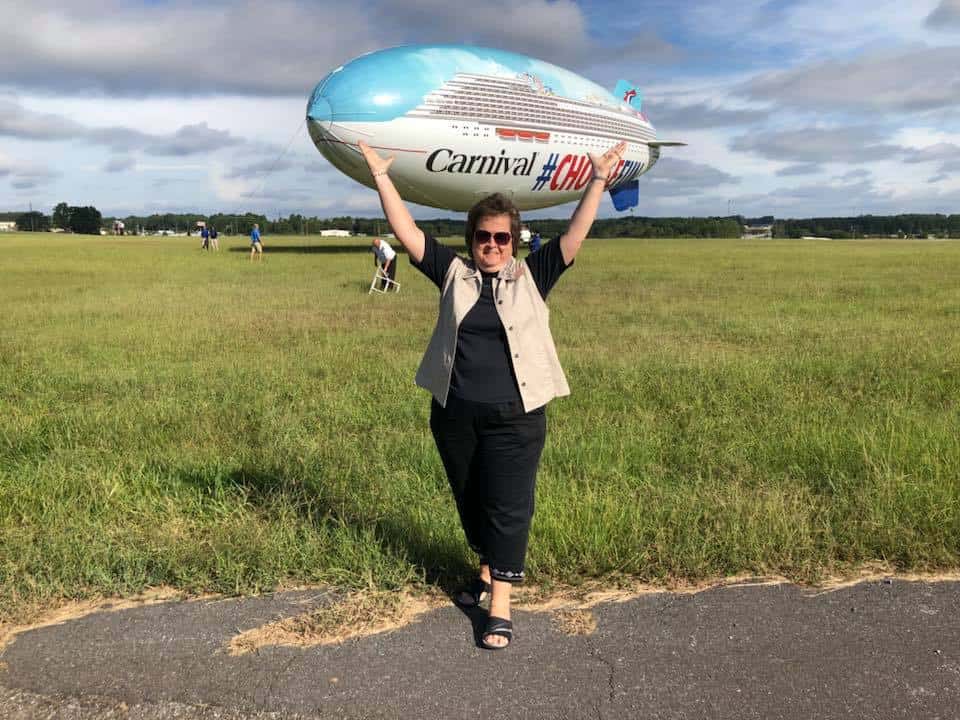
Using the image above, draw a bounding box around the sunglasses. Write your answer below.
[473,230,512,246]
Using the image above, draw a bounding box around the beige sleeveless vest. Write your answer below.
[414,255,570,412]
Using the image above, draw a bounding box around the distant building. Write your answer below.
[0,221,16,232]
[742,224,773,239]
[319,229,351,237]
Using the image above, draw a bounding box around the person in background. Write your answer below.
[529,230,542,253]
[520,224,531,246]
[200,225,210,251]
[371,237,398,290]
[357,137,626,650]
[250,223,263,261]
[209,226,219,251]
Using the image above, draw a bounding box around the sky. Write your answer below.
[2,0,960,220]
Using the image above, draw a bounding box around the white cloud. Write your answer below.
[103,156,136,173]
[143,123,241,156]
[730,126,903,163]
[689,0,944,56]
[642,99,768,130]
[902,142,960,163]
[2,161,60,190]
[643,157,739,197]
[2,1,959,218]
[227,158,295,180]
[0,0,609,98]
[927,0,960,29]
[776,163,819,177]
[0,99,245,155]
[740,45,960,113]
[0,0,378,96]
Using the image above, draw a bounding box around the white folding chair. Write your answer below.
[369,264,401,294]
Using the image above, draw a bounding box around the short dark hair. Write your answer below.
[465,193,521,257]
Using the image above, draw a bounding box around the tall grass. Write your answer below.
[1,232,958,622]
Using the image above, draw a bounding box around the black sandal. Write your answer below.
[481,616,513,650]
[454,577,491,608]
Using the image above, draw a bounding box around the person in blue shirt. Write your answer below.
[529,230,542,253]
[250,224,263,261]
[200,225,210,250]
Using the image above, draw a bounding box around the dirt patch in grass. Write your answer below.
[228,588,448,655]
[6,567,960,656]
[553,609,597,636]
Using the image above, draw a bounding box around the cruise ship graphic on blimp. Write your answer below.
[307,45,685,212]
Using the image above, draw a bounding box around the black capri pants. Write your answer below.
[430,394,547,583]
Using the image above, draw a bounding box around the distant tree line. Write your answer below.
[11,211,50,231]
[6,204,101,234]
[773,214,960,238]
[7,205,960,239]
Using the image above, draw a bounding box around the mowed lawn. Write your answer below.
[1,232,958,622]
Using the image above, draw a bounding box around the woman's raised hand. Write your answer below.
[587,141,628,186]
[358,140,395,178]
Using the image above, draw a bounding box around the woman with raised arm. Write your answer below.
[358,139,626,650]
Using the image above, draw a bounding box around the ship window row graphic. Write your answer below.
[409,73,655,144]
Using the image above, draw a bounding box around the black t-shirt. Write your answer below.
[412,235,571,403]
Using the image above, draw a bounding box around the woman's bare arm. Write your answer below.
[358,140,426,263]
[559,141,627,265]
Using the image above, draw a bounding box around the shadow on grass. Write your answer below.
[183,464,474,598]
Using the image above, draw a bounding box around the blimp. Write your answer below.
[306,44,684,212]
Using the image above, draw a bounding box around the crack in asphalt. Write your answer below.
[588,645,617,719]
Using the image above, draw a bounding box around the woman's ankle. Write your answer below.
[489,578,512,619]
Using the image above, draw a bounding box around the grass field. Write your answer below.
[1,231,958,623]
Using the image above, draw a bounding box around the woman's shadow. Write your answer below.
[372,510,490,644]
[197,464,490,644]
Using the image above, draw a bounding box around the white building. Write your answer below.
[0,221,16,232]
[742,224,773,239]
[319,229,351,237]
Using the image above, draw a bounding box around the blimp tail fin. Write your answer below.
[614,80,643,111]
[609,180,639,211]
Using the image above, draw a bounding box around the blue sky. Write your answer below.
[2,0,960,220]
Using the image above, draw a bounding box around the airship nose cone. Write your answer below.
[306,94,332,125]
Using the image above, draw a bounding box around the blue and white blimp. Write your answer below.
[306,44,684,212]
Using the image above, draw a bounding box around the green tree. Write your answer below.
[69,206,102,235]
[17,211,50,232]
[52,202,71,230]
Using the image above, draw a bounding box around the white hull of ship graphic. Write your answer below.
[306,46,685,212]
[309,116,656,212]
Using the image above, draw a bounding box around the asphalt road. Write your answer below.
[2,579,958,719]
